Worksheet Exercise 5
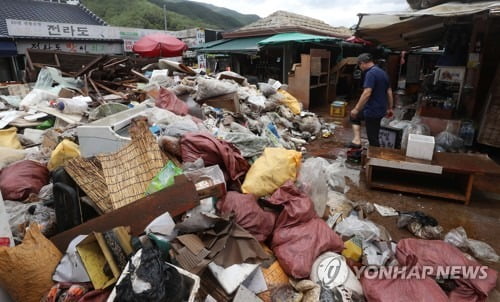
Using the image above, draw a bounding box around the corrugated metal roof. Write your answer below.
[0,0,106,37]
[355,1,500,50]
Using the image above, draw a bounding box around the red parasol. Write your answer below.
[132,33,188,57]
[345,36,373,46]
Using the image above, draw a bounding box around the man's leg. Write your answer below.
[349,112,363,146]
[365,117,382,147]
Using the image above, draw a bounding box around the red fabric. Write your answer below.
[361,276,449,302]
[132,33,187,57]
[155,87,188,116]
[267,181,344,278]
[0,160,49,201]
[180,133,250,182]
[218,191,276,242]
[396,238,498,302]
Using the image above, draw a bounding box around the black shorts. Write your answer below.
[350,110,382,147]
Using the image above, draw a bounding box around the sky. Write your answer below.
[194,0,410,28]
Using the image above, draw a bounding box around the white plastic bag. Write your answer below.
[401,116,430,150]
[297,157,330,217]
[335,215,381,242]
[444,227,499,262]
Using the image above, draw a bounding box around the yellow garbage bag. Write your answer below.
[277,89,302,114]
[0,127,22,149]
[242,147,302,197]
[47,139,80,171]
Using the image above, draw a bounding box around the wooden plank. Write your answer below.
[50,175,199,252]
[74,55,106,78]
[368,157,443,174]
[54,53,61,67]
[130,69,150,82]
[465,174,474,206]
[93,81,127,99]
[370,180,467,202]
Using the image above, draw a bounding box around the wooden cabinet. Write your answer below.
[287,49,331,109]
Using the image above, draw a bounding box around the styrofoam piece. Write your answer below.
[208,262,260,295]
[77,104,150,157]
[406,133,435,161]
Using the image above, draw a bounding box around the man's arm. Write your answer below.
[387,87,394,109]
[350,87,372,118]
[386,87,394,116]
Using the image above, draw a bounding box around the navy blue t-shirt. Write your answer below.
[362,65,390,118]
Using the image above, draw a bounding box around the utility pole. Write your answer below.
[163,4,168,31]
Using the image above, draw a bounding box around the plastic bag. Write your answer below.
[163,119,200,137]
[220,131,272,158]
[19,88,59,110]
[155,87,188,116]
[114,248,185,302]
[396,238,498,302]
[145,161,183,195]
[47,139,81,171]
[258,83,277,97]
[218,191,277,242]
[296,157,330,217]
[335,215,381,242]
[0,127,22,149]
[269,181,344,278]
[242,148,302,197]
[0,224,62,302]
[277,89,301,114]
[195,77,238,100]
[444,227,499,262]
[0,160,50,201]
[400,116,430,150]
[435,121,464,152]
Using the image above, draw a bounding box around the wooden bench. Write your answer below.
[366,147,500,205]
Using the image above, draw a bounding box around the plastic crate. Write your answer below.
[330,101,347,117]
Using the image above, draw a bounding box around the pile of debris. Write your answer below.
[0,51,498,302]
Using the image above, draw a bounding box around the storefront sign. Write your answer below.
[16,41,123,54]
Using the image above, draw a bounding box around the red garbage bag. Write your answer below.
[0,160,49,201]
[155,87,188,116]
[268,181,344,278]
[180,133,250,182]
[396,238,498,302]
[218,191,277,242]
[361,275,449,302]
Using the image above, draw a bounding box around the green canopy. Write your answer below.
[197,36,271,54]
[190,39,229,50]
[258,32,341,46]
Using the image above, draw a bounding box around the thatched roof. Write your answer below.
[223,10,352,39]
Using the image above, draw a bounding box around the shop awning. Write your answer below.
[0,41,17,57]
[190,39,230,50]
[196,36,271,55]
[355,1,500,50]
[257,32,341,45]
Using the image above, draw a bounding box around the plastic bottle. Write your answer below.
[459,121,475,147]
[56,98,88,114]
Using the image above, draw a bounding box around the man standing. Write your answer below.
[349,53,393,148]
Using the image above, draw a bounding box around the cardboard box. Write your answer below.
[406,134,435,161]
[76,232,121,289]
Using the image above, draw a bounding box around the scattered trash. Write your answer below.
[444,227,500,262]
[374,203,398,216]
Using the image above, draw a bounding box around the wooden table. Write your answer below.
[366,147,500,204]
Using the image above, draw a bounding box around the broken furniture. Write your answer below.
[50,175,199,252]
[287,49,331,110]
[366,147,500,204]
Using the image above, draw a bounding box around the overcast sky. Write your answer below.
[194,0,410,28]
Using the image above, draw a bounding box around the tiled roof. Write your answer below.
[0,0,107,37]
[224,10,352,39]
